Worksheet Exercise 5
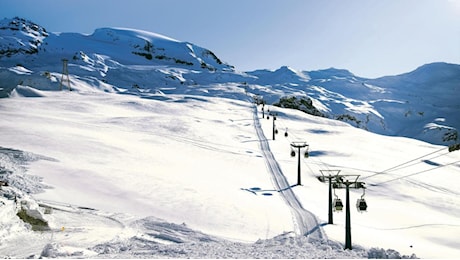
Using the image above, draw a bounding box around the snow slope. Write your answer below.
[0,87,459,258]
[1,17,459,146]
[0,17,459,258]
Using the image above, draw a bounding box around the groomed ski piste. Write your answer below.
[0,84,459,258]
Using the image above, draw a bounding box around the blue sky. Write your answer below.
[1,0,459,78]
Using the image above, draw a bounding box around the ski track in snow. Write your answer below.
[252,105,326,241]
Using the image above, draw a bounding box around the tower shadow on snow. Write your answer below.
[240,184,299,196]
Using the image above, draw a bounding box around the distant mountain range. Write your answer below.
[1,17,459,145]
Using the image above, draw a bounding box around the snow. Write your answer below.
[8,65,33,75]
[0,17,459,258]
[0,88,458,258]
[2,17,459,145]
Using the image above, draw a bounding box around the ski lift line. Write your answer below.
[303,156,329,174]
[263,109,372,180]
[353,222,460,231]
[258,107,337,176]
[312,152,448,179]
[362,147,447,180]
[273,119,301,139]
[304,159,319,178]
[263,110,327,180]
[404,178,460,196]
[272,111,417,181]
[315,162,381,175]
[370,159,460,186]
[379,151,451,173]
[270,109,452,183]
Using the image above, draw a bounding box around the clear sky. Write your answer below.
[1,0,459,78]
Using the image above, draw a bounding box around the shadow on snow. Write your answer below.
[240,184,300,196]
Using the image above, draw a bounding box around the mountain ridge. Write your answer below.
[0,17,459,145]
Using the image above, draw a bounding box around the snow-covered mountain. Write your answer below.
[1,17,459,145]
[1,17,460,258]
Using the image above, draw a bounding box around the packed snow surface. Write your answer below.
[0,87,459,258]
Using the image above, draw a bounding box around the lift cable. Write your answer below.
[361,147,447,180]
[272,113,333,176]
[267,107,451,180]
[382,151,451,172]
[369,159,460,186]
[260,105,460,192]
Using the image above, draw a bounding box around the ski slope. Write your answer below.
[252,106,326,240]
[0,86,459,258]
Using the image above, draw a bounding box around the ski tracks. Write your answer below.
[252,105,326,241]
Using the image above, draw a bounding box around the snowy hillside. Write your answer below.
[1,88,459,258]
[0,17,459,258]
[1,17,459,145]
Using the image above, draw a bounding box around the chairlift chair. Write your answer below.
[356,188,368,212]
[356,198,368,212]
[333,198,343,212]
[304,151,309,158]
[290,149,296,157]
[333,188,343,212]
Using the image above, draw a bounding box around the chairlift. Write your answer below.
[333,198,343,212]
[356,189,367,212]
[333,188,343,212]
[356,198,368,212]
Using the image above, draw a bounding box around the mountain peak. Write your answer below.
[0,17,234,72]
[91,27,180,44]
[407,62,460,79]
[276,65,297,73]
[0,17,48,58]
[308,67,356,79]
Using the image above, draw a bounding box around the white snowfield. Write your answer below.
[0,85,459,258]
[0,17,459,258]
